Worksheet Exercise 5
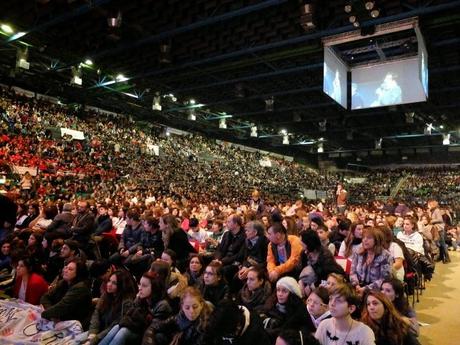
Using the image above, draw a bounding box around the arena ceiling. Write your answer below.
[0,0,459,165]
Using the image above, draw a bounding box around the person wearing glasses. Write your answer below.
[306,286,331,329]
[199,260,229,307]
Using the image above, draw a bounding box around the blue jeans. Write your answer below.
[98,325,139,345]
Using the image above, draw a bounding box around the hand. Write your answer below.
[121,250,129,257]
[268,270,279,283]
[136,250,143,256]
[238,267,249,280]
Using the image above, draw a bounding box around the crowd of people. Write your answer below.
[0,87,459,345]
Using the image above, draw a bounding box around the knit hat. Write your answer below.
[276,276,302,298]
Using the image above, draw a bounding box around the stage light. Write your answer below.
[190,99,196,105]
[219,118,227,129]
[353,21,360,27]
[107,11,122,28]
[405,112,415,124]
[71,66,82,86]
[188,110,196,121]
[9,31,26,41]
[370,9,380,18]
[265,97,274,112]
[443,134,450,145]
[317,142,324,153]
[365,1,375,10]
[344,4,352,13]
[439,125,444,129]
[1,24,13,34]
[424,123,434,135]
[280,129,287,135]
[375,138,382,149]
[349,15,357,23]
[250,125,258,137]
[16,46,29,70]
[116,74,127,82]
[84,59,93,66]
[283,135,289,145]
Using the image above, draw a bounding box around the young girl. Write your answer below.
[144,287,213,345]
[306,286,331,329]
[238,265,272,313]
[199,260,229,307]
[85,270,137,345]
[98,271,168,345]
[325,273,346,294]
[338,222,364,259]
[381,278,419,337]
[361,291,420,345]
[261,277,314,341]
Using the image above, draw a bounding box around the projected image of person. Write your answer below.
[371,73,402,107]
[351,83,364,109]
[330,70,342,103]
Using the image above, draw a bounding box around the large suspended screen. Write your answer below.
[351,58,426,110]
[323,47,348,108]
[416,28,429,97]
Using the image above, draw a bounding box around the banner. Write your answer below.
[0,299,84,345]
[13,166,38,176]
[146,144,160,156]
[259,159,272,167]
[60,128,85,140]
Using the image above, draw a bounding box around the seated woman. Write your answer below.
[40,258,93,328]
[361,291,420,345]
[237,266,272,313]
[143,286,213,345]
[397,216,425,256]
[350,227,392,295]
[99,271,172,345]
[13,256,48,305]
[306,286,331,330]
[381,278,419,337]
[338,222,364,259]
[184,254,205,287]
[84,270,137,345]
[199,260,229,307]
[260,277,314,341]
[325,273,346,295]
[379,226,405,282]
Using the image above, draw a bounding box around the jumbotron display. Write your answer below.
[323,47,348,109]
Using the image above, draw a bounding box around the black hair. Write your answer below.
[301,230,322,252]
[189,217,199,227]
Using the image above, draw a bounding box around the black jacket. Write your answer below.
[46,212,74,236]
[94,215,113,235]
[200,281,229,307]
[168,229,197,262]
[240,235,269,268]
[71,212,95,243]
[215,229,246,266]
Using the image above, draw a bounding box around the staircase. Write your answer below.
[390,174,409,198]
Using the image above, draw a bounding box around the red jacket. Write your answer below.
[13,273,49,305]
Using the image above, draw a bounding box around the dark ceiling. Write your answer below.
[0,0,459,166]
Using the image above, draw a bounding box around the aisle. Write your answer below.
[418,251,460,345]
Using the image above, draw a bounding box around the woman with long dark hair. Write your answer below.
[13,255,48,305]
[361,291,419,345]
[85,270,137,345]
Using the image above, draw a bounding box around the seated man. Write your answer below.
[266,222,303,282]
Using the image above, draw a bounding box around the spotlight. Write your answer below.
[349,15,357,23]
[365,1,375,10]
[1,24,13,34]
[300,4,315,31]
[70,66,82,86]
[219,118,227,129]
[405,112,415,124]
[188,110,196,121]
[84,59,93,66]
[116,74,128,82]
[317,142,324,153]
[375,138,382,150]
[283,135,289,145]
[280,129,287,135]
[344,4,352,13]
[370,9,380,18]
[353,21,360,28]
[16,46,29,70]
[424,123,434,135]
[250,125,258,137]
[189,99,196,105]
[443,134,450,145]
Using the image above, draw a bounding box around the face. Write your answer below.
[106,274,118,294]
[1,243,10,255]
[159,217,166,231]
[354,224,364,238]
[160,253,173,266]
[60,244,73,258]
[310,222,319,231]
[226,216,237,232]
[329,294,353,318]
[16,260,29,277]
[77,202,87,214]
[138,276,152,299]
[203,267,219,286]
[362,234,375,250]
[182,295,203,321]
[108,208,114,217]
[306,292,328,318]
[381,283,396,302]
[317,229,328,241]
[245,223,257,240]
[28,234,36,246]
[262,216,269,227]
[267,227,281,245]
[326,276,338,294]
[211,223,221,234]
[189,257,202,273]
[99,207,107,216]
[403,220,414,233]
[366,295,385,321]
[62,262,77,282]
[276,286,290,304]
[302,217,310,228]
[246,271,263,291]
[395,217,404,228]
